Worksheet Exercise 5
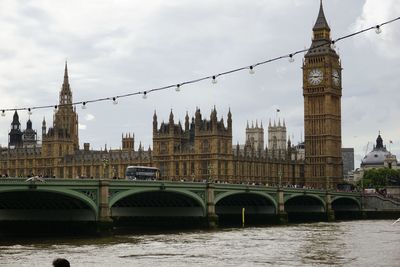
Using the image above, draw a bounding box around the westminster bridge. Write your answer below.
[0,178,399,233]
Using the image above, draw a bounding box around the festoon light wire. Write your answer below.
[0,16,399,115]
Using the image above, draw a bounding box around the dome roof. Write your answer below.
[361,149,391,166]
[361,134,392,166]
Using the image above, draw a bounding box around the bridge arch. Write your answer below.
[110,188,206,217]
[284,194,326,213]
[0,188,98,221]
[215,191,277,210]
[331,196,361,211]
[215,191,277,216]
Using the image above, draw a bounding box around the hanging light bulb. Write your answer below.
[112,97,118,105]
[249,66,255,74]
[1,110,5,117]
[375,25,382,34]
[28,108,32,115]
[143,91,147,99]
[82,102,87,109]
[54,105,58,110]
[331,40,336,50]
[288,54,295,63]
[175,84,181,92]
[212,76,217,84]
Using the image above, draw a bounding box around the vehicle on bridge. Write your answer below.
[125,166,160,180]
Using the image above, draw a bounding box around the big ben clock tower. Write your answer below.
[303,1,343,188]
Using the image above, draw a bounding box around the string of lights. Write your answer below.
[1,16,399,117]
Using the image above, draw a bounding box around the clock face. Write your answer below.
[332,69,340,86]
[308,68,323,85]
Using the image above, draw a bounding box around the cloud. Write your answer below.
[85,114,95,121]
[78,123,87,130]
[354,0,400,58]
[0,0,398,169]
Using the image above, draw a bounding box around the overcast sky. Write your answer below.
[0,0,399,167]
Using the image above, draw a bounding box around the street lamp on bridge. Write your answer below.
[278,164,282,188]
[207,164,213,184]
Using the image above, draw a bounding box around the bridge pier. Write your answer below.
[325,192,335,222]
[97,180,113,235]
[277,189,288,224]
[360,194,368,219]
[206,183,218,228]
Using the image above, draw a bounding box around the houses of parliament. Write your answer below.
[0,2,343,188]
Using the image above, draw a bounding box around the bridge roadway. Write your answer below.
[0,178,365,232]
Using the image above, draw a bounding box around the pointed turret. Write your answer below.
[210,106,217,125]
[153,110,158,133]
[227,108,232,132]
[9,110,23,147]
[195,107,201,123]
[23,118,37,146]
[138,141,143,151]
[178,120,182,132]
[376,134,384,149]
[64,61,69,85]
[60,61,72,105]
[185,111,189,131]
[26,119,32,130]
[169,109,174,134]
[12,110,20,125]
[169,109,174,124]
[42,117,46,137]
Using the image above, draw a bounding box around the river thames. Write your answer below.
[0,220,399,266]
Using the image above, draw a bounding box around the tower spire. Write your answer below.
[313,0,330,31]
[64,61,69,84]
[60,61,72,105]
[306,0,334,56]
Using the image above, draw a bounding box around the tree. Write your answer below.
[361,168,400,188]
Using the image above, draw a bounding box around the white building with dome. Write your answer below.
[352,134,398,182]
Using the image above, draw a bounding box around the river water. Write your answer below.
[0,220,399,267]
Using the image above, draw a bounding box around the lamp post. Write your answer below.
[326,176,330,191]
[102,158,109,179]
[278,164,282,188]
[207,163,213,184]
[360,173,364,208]
[361,175,364,192]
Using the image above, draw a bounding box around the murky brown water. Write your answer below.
[0,220,399,266]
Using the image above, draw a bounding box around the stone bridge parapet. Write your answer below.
[2,178,392,231]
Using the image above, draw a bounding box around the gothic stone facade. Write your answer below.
[152,108,305,185]
[0,63,153,179]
